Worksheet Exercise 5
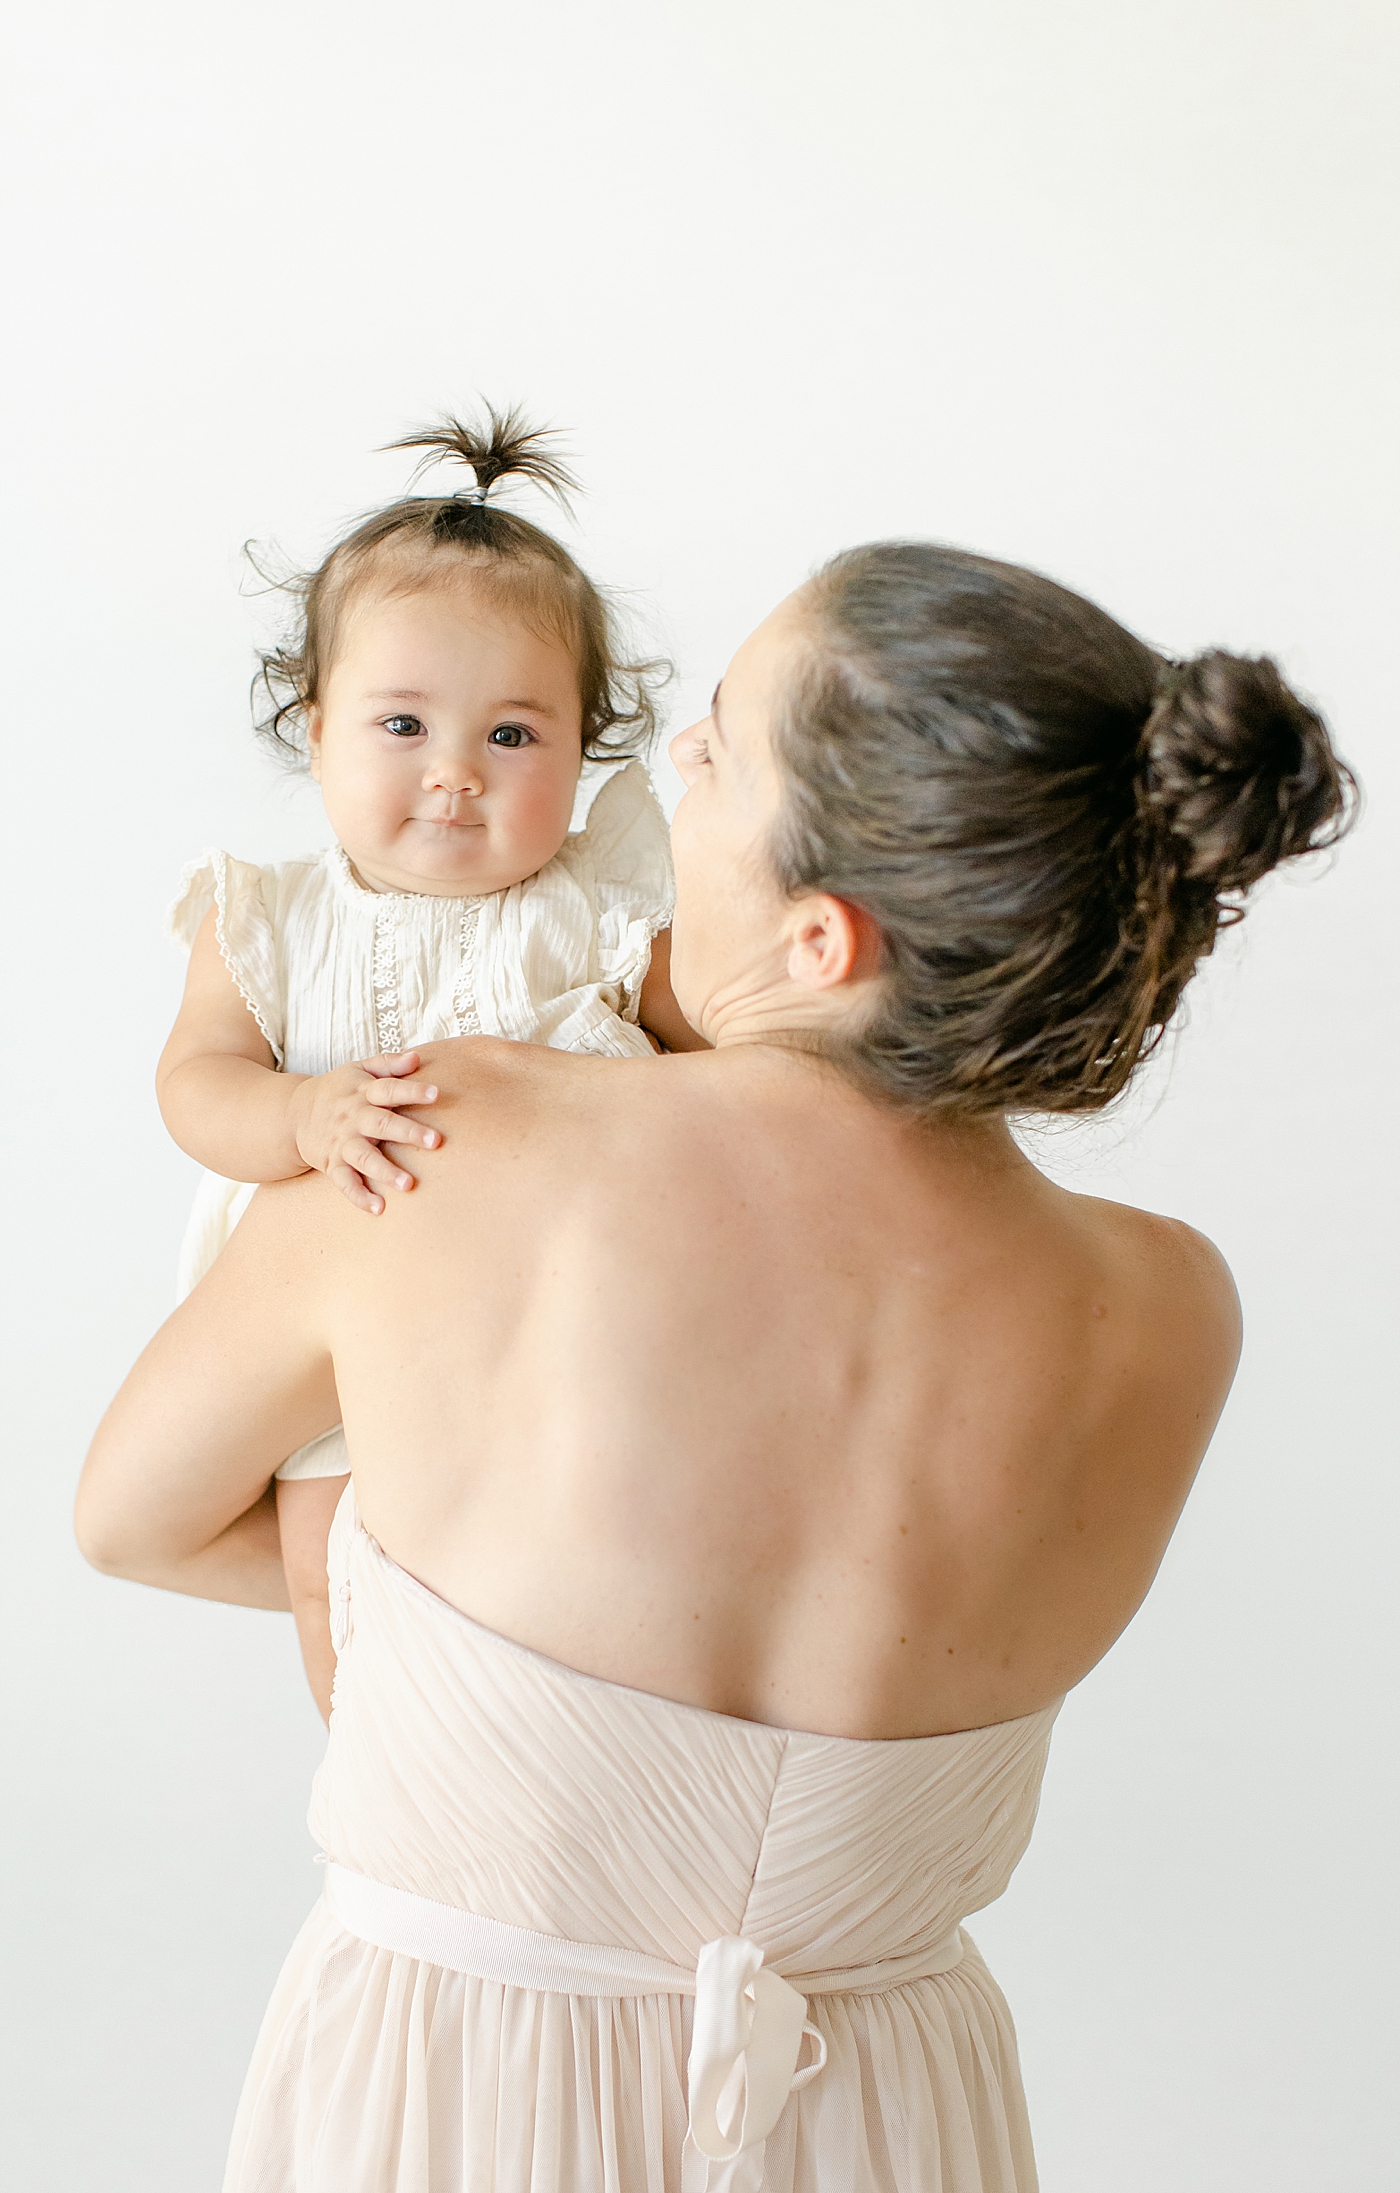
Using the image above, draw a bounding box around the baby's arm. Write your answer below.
[158,907,443,1210]
[636,929,710,1053]
[277,1473,350,1723]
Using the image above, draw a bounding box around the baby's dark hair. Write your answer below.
[254,405,668,764]
[773,542,1356,1118]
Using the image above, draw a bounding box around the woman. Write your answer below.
[77,543,1351,2192]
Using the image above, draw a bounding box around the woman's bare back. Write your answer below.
[306,1037,1240,1740]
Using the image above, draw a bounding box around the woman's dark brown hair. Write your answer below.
[772,542,1355,1117]
[254,405,667,764]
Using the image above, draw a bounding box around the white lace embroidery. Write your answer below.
[372,902,403,1057]
[452,899,483,1036]
[166,850,283,1061]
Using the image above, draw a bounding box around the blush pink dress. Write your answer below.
[224,1491,1058,2192]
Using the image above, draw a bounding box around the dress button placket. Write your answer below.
[453,900,483,1037]
[371,901,404,1058]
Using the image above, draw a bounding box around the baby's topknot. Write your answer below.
[252,402,669,767]
[387,404,580,515]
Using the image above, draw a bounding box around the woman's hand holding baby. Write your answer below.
[288,1051,442,1214]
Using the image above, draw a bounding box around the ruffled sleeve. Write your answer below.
[564,761,674,1022]
[166,849,286,1065]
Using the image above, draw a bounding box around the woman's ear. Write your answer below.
[306,705,323,781]
[785,894,883,991]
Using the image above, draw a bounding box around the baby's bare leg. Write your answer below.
[277,1474,351,1723]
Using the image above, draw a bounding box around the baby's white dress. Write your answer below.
[167,761,673,1479]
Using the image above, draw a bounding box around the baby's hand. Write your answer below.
[288,1052,442,1214]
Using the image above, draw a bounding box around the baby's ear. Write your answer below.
[306,705,324,780]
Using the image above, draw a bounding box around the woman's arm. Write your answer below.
[158,908,444,1211]
[84,1483,291,1608]
[637,929,710,1053]
[76,1174,342,1606]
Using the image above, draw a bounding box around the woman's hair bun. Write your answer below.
[386,402,579,510]
[1137,650,1354,898]
[775,541,1358,1120]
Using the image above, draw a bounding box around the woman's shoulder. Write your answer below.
[414,1034,624,1110]
[1077,1190,1238,1312]
[410,1038,665,1179]
[1059,1187,1243,1411]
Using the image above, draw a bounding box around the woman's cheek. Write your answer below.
[666,819,711,988]
[667,784,699,883]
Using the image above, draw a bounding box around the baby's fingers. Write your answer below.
[328,1160,388,1216]
[359,1050,422,1081]
[358,1103,441,1151]
[343,1135,417,1197]
[360,1075,441,1121]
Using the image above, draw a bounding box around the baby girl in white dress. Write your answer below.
[157,409,700,1711]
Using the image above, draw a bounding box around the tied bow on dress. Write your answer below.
[683,1937,828,2191]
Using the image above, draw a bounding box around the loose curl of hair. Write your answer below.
[771,542,1356,1118]
[252,404,669,766]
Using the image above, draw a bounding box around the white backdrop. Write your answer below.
[3,3,1396,2188]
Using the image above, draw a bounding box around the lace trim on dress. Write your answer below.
[372,903,403,1058]
[453,900,483,1036]
[208,849,279,1056]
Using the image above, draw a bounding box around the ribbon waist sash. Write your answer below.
[323,1861,965,2181]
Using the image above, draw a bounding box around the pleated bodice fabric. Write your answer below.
[224,1491,1059,2191]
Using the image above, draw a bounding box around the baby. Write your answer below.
[158,408,700,1714]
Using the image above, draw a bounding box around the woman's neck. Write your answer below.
[680,1034,1025,1177]
[700,970,879,1052]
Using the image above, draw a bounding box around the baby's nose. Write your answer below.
[427,756,484,797]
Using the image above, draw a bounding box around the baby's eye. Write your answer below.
[488,723,535,748]
[382,714,424,738]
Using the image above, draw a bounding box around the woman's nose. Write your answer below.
[669,722,702,784]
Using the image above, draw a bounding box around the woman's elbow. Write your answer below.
[74,1477,136,1578]
[74,1437,153,1580]
[75,1516,132,1578]
[154,1050,192,1151]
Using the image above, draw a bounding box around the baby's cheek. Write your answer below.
[507,760,581,853]
[322,759,395,853]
